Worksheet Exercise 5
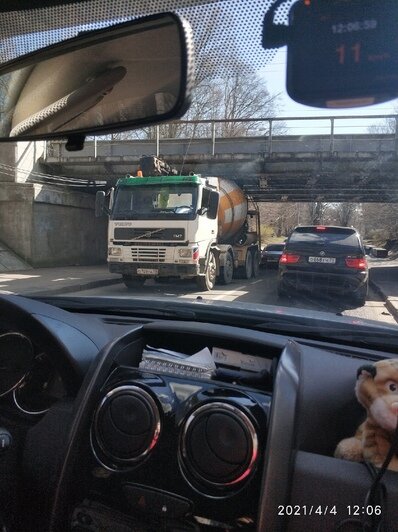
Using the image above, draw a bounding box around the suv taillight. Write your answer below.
[345,257,367,270]
[280,253,300,264]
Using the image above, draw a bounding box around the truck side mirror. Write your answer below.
[207,191,219,220]
[95,191,106,217]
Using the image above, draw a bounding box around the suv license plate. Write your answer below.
[308,257,336,264]
[137,268,158,275]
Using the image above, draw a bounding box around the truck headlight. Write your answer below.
[178,249,192,258]
[108,247,122,256]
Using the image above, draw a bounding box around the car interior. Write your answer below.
[1,1,398,532]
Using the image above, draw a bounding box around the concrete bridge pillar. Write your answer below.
[0,141,46,183]
[0,142,17,182]
[0,141,107,267]
[15,141,46,183]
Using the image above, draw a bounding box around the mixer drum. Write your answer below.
[217,178,248,243]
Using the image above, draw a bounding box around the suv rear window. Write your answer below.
[288,227,360,249]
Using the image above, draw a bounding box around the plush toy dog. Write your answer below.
[334,358,398,471]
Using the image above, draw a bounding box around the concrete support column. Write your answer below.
[15,141,46,183]
[0,142,17,182]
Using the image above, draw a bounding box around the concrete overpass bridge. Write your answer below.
[1,115,398,269]
[39,115,398,203]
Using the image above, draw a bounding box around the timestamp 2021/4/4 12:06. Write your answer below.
[277,505,382,516]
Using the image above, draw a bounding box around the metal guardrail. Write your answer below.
[45,114,398,160]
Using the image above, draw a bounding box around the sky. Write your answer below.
[259,48,398,135]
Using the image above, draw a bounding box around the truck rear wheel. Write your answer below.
[242,249,253,279]
[219,251,233,285]
[196,250,217,291]
[251,249,259,278]
[236,249,253,280]
[123,275,146,289]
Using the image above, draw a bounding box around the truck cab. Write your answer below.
[106,174,217,287]
[97,172,260,290]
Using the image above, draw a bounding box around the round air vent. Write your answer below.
[92,385,160,469]
[179,402,258,489]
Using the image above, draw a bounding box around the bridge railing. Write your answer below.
[45,114,398,160]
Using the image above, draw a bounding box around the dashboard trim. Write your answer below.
[0,332,34,398]
[48,326,145,532]
[13,387,50,416]
[257,339,302,532]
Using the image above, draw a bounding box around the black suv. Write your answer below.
[277,225,368,305]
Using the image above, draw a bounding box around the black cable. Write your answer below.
[359,462,386,532]
[360,419,398,532]
[366,419,398,493]
[334,416,398,532]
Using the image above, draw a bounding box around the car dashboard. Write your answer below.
[0,295,398,532]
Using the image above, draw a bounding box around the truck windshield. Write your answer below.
[111,185,199,220]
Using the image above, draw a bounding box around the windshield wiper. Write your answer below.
[172,207,193,213]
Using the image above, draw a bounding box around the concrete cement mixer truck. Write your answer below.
[96,159,261,291]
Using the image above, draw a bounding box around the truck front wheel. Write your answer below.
[123,275,146,289]
[196,250,217,291]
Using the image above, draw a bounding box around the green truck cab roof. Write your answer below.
[117,175,202,186]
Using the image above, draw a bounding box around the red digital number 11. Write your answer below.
[336,43,361,64]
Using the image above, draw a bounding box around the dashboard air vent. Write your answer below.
[92,385,160,469]
[179,402,258,489]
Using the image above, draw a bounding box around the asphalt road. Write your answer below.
[69,266,397,325]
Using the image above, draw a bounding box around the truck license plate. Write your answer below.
[308,257,336,264]
[137,268,158,275]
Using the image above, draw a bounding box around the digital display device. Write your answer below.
[285,0,398,108]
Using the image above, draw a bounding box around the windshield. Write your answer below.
[111,184,198,220]
[1,0,398,337]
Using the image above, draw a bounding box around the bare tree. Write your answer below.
[307,202,329,225]
[110,62,284,141]
[332,203,357,226]
[213,67,283,137]
[362,203,398,242]
[368,110,398,134]
[259,202,313,240]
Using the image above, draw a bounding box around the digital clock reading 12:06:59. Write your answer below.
[332,20,378,33]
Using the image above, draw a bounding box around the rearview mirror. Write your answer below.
[0,13,193,141]
[208,191,220,220]
[263,0,398,108]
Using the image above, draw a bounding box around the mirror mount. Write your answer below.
[66,134,85,152]
[262,0,290,49]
